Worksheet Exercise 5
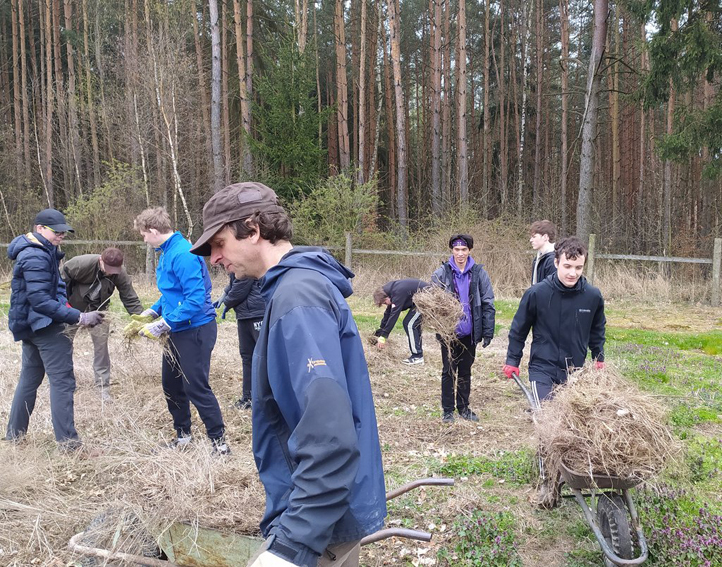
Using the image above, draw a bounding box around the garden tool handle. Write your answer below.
[512,372,539,410]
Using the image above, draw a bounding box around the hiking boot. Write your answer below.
[212,438,231,456]
[459,408,479,422]
[166,435,193,450]
[233,397,252,410]
[402,356,424,366]
[442,411,455,423]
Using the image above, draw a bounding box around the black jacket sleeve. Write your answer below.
[477,268,496,339]
[375,303,405,338]
[224,275,256,310]
[505,287,537,366]
[589,294,606,362]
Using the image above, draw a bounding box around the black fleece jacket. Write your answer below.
[374,278,428,338]
[506,274,605,384]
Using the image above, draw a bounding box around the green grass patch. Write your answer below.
[607,328,722,355]
[438,450,535,485]
[438,510,523,567]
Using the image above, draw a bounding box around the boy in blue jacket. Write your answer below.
[190,182,386,567]
[133,207,228,455]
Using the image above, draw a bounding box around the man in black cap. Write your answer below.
[431,234,496,423]
[5,209,105,450]
[190,182,386,567]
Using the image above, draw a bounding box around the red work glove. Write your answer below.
[595,361,605,370]
[503,365,520,379]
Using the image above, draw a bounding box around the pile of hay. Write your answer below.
[412,285,464,346]
[535,364,679,482]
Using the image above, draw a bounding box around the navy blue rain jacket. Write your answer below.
[8,232,82,341]
[506,274,606,384]
[252,247,386,564]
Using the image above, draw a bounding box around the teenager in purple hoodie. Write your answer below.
[431,234,496,423]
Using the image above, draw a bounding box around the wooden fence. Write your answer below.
[2,234,721,306]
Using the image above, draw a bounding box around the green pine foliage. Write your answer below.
[249,38,328,199]
[640,0,722,177]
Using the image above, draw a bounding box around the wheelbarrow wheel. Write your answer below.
[597,493,634,561]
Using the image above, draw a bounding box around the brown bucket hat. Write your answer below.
[190,182,285,256]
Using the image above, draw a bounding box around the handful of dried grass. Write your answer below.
[535,364,679,482]
[412,285,464,346]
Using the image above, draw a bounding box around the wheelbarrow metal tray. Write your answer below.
[158,522,263,566]
[560,461,641,490]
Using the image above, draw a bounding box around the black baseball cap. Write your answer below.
[34,209,74,233]
[190,182,285,256]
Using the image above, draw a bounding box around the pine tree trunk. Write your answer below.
[334,0,351,171]
[209,0,224,192]
[295,0,309,54]
[221,0,231,185]
[559,0,569,233]
[456,0,468,204]
[382,26,396,217]
[532,0,543,212]
[576,0,608,243]
[662,18,677,255]
[517,2,531,215]
[441,0,451,200]
[357,0,367,185]
[498,0,507,209]
[194,0,213,178]
[388,0,407,227]
[64,0,82,194]
[11,0,23,182]
[44,0,54,205]
[482,0,491,213]
[233,0,252,176]
[430,0,442,215]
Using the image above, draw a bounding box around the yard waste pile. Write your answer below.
[412,285,464,347]
[535,364,679,483]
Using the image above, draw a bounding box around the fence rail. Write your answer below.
[2,234,721,305]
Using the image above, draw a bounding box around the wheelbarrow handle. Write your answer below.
[385,477,455,501]
[511,372,539,410]
[360,528,432,546]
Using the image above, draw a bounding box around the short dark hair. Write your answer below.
[448,234,474,249]
[227,210,293,244]
[101,247,124,267]
[530,220,557,242]
[373,287,388,306]
[555,236,587,261]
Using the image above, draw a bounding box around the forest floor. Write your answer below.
[0,279,720,566]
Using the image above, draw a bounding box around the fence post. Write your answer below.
[586,233,596,285]
[712,238,721,307]
[345,232,353,270]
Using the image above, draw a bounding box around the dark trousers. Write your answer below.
[440,334,476,413]
[162,320,225,441]
[402,307,423,357]
[237,317,262,399]
[6,324,80,445]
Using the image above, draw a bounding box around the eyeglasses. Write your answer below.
[44,226,67,236]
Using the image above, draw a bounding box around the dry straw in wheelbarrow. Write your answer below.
[535,364,679,482]
[412,285,464,347]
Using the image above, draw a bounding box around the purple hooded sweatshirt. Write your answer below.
[449,255,475,337]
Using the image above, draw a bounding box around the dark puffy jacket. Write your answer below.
[506,274,606,384]
[374,278,429,338]
[253,247,386,564]
[531,251,556,285]
[62,254,143,314]
[7,233,81,341]
[222,274,265,320]
[431,260,496,346]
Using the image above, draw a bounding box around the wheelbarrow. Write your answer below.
[68,477,454,566]
[511,372,648,567]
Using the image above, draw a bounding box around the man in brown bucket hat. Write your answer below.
[191,182,386,567]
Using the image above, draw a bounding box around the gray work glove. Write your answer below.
[79,311,105,328]
[212,291,228,310]
[140,308,159,319]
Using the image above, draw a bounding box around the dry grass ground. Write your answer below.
[1,273,720,566]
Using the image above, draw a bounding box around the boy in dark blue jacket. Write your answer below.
[5,209,104,449]
[213,274,265,409]
[373,278,429,364]
[133,207,227,454]
[190,182,386,567]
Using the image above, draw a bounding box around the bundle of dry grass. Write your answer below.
[535,364,679,482]
[412,285,463,346]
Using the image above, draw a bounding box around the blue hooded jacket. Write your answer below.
[7,232,82,341]
[252,247,386,565]
[150,232,216,332]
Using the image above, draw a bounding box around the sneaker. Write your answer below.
[166,435,193,450]
[442,412,455,423]
[459,408,479,422]
[402,356,424,365]
[212,439,231,456]
[233,397,252,410]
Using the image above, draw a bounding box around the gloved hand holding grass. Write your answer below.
[139,318,171,340]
